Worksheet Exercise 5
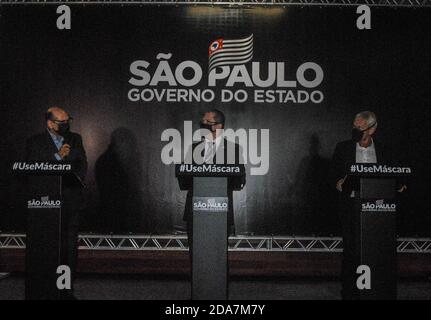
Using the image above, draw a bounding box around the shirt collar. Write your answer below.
[205,134,223,149]
[47,129,64,143]
[356,139,374,150]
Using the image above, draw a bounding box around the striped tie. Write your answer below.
[205,141,215,163]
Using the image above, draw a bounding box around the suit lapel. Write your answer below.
[45,130,61,159]
[212,138,229,164]
[193,141,205,164]
[349,140,357,164]
[195,138,230,164]
[373,140,384,163]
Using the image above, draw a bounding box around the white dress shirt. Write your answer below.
[351,140,377,197]
[356,140,377,163]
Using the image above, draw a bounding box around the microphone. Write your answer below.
[62,132,73,160]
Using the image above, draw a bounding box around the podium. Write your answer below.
[345,163,411,300]
[13,161,80,299]
[176,164,245,300]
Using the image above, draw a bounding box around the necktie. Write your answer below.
[205,141,215,163]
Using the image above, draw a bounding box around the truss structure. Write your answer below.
[1,233,430,253]
[0,0,430,7]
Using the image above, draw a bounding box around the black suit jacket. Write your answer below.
[181,138,246,226]
[25,130,88,186]
[330,139,393,195]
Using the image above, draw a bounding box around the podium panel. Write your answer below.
[345,164,411,300]
[356,197,397,299]
[13,162,77,300]
[360,178,396,199]
[192,177,228,300]
[26,206,62,299]
[25,175,63,300]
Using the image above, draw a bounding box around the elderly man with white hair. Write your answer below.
[334,111,379,192]
[330,110,406,300]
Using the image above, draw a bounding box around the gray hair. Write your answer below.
[354,111,377,128]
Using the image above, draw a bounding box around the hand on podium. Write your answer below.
[398,184,407,193]
[336,178,345,192]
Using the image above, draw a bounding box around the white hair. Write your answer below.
[354,111,377,128]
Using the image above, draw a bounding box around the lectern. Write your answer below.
[176,164,245,300]
[345,163,411,300]
[13,161,80,300]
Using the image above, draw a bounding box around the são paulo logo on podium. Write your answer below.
[27,196,61,209]
[361,199,396,212]
[193,197,228,212]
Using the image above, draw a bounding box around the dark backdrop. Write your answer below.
[1,5,430,235]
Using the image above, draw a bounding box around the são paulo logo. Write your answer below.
[128,34,324,104]
[362,199,396,212]
[193,198,228,212]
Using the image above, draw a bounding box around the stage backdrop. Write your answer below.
[0,5,430,236]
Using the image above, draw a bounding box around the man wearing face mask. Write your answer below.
[330,110,406,299]
[333,111,382,194]
[25,107,87,299]
[181,109,246,265]
[332,111,406,195]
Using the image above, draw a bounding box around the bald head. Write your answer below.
[46,107,69,121]
[46,107,72,136]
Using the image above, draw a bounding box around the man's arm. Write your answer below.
[382,142,408,193]
[73,134,88,182]
[177,145,193,190]
[235,163,246,190]
[330,143,346,192]
[230,143,246,191]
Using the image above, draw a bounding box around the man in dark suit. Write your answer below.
[331,110,406,299]
[25,107,87,299]
[180,109,246,255]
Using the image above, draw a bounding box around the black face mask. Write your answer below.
[351,127,364,142]
[200,122,216,133]
[351,122,376,142]
[57,122,70,136]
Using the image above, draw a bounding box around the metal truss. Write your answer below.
[1,233,430,253]
[0,0,430,7]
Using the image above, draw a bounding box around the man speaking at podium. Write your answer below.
[25,107,87,299]
[331,110,406,299]
[182,109,246,258]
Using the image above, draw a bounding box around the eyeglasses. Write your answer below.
[51,117,73,124]
[201,120,220,125]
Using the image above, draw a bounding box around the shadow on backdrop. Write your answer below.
[95,128,151,233]
[292,133,340,235]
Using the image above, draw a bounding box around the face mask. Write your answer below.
[57,122,70,136]
[200,122,215,133]
[351,127,364,142]
[351,122,376,142]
